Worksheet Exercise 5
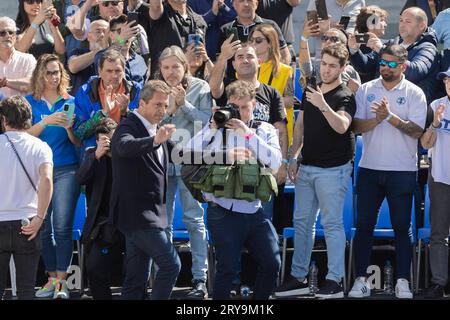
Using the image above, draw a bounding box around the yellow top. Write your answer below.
[257,60,295,145]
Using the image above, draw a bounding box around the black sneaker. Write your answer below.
[274,275,310,297]
[423,283,444,299]
[185,280,207,300]
[315,279,344,299]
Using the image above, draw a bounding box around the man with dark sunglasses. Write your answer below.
[348,44,427,299]
[0,17,36,98]
[68,0,125,41]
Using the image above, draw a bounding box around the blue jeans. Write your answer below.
[207,205,280,300]
[121,228,180,300]
[291,162,352,283]
[41,165,80,273]
[353,168,416,280]
[166,176,208,282]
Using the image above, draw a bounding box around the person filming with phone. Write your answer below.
[348,6,440,103]
[275,43,356,299]
[25,54,81,299]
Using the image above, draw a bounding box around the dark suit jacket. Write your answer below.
[75,148,114,248]
[110,112,174,232]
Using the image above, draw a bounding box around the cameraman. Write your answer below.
[185,80,282,300]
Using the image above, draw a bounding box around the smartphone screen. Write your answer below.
[307,10,319,24]
[355,33,369,44]
[315,0,328,20]
[227,27,239,42]
[339,16,350,30]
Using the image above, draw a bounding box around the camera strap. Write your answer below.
[4,133,37,192]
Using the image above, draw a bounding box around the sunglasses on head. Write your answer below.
[321,35,340,43]
[24,0,43,4]
[379,59,403,69]
[0,30,16,37]
[101,1,121,7]
[249,37,267,44]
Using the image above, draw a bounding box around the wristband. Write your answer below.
[301,35,309,42]
[39,120,47,129]
[289,157,298,164]
[431,122,440,129]
[282,158,289,165]
[31,22,40,30]
[34,215,44,221]
[115,36,126,45]
[385,112,394,122]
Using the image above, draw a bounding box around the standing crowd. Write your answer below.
[0,0,449,300]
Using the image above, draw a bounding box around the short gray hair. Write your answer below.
[0,17,16,29]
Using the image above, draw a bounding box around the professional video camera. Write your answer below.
[213,103,241,128]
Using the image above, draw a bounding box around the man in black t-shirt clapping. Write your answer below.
[274,43,356,299]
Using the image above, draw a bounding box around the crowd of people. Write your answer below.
[0,0,449,301]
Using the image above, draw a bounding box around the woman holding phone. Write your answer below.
[15,0,65,58]
[26,54,80,299]
[248,24,297,146]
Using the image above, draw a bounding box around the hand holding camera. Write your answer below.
[366,33,383,53]
[95,135,111,160]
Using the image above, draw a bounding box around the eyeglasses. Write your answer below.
[46,70,61,76]
[249,37,267,44]
[101,1,121,7]
[0,30,16,37]
[24,0,43,5]
[321,35,340,43]
[379,59,403,69]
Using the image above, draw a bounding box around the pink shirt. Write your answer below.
[0,49,36,97]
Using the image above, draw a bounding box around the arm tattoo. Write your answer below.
[395,120,424,139]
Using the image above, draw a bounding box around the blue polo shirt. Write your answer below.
[26,94,79,168]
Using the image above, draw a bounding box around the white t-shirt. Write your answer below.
[429,96,450,185]
[355,76,427,171]
[0,131,53,222]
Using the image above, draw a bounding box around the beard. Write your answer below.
[321,72,340,84]
[381,71,397,82]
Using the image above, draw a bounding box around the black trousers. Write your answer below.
[85,239,124,300]
[0,220,41,300]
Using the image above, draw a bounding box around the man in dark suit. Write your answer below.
[110,80,180,300]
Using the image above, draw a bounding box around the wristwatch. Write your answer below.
[385,112,394,122]
[301,35,309,42]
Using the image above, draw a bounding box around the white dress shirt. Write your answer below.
[133,110,164,164]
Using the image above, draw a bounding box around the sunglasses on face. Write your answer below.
[0,30,16,37]
[46,70,60,76]
[101,1,121,7]
[321,35,340,43]
[249,37,267,44]
[24,0,43,5]
[379,59,403,69]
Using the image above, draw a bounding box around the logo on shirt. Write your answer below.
[367,94,376,103]
[397,97,406,105]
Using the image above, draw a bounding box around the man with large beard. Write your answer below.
[274,43,356,299]
[348,44,427,299]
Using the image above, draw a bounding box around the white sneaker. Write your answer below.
[348,277,371,298]
[395,278,413,299]
[54,279,70,299]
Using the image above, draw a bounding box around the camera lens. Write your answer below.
[213,110,230,126]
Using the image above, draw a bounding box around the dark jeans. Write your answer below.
[85,239,125,300]
[0,220,41,300]
[121,228,180,300]
[354,168,416,280]
[207,205,281,300]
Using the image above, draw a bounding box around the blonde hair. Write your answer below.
[30,54,70,99]
[249,24,282,77]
